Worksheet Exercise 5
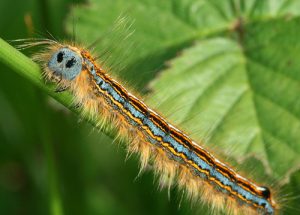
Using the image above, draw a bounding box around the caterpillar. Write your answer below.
[19,38,277,215]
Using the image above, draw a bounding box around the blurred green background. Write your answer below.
[1,0,300,215]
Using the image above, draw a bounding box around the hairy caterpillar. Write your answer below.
[17,37,278,215]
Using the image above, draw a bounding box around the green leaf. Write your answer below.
[149,10,300,179]
[68,0,300,176]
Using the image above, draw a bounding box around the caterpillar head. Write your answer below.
[48,47,82,80]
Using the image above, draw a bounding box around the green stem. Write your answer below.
[43,131,64,215]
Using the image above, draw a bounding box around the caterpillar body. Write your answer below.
[28,40,277,215]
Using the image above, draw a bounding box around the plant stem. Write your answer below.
[43,130,64,215]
